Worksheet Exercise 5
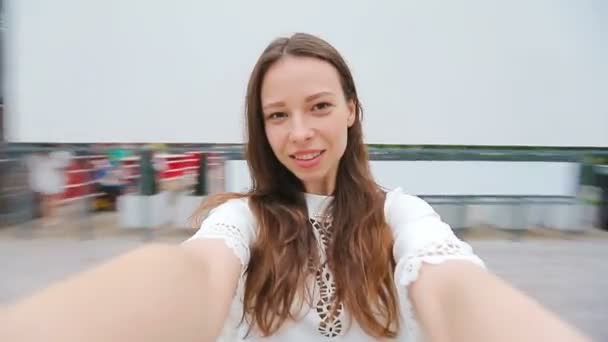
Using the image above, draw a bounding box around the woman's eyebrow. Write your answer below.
[262,101,286,111]
[305,91,334,103]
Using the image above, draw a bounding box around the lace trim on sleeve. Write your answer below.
[395,238,486,340]
[398,238,485,287]
[196,222,250,266]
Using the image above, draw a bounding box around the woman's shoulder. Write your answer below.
[383,187,486,279]
[186,196,256,267]
[212,196,251,211]
[381,187,466,248]
[206,196,255,225]
[383,187,437,223]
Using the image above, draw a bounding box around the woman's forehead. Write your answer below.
[261,56,342,103]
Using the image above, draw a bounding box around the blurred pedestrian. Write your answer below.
[26,147,72,226]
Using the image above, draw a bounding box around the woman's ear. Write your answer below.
[347,99,356,127]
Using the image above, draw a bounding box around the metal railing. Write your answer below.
[1,144,606,238]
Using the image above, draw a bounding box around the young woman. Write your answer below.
[2,33,589,342]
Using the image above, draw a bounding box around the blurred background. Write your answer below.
[1,0,607,340]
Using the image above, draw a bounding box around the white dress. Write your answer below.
[187,188,485,341]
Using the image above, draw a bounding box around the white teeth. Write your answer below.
[293,152,321,160]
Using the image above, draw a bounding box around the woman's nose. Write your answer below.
[289,115,314,144]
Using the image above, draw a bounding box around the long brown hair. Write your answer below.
[192,33,399,338]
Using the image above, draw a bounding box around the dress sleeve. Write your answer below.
[185,198,257,267]
[385,188,487,340]
[385,187,486,288]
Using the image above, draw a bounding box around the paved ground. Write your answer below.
[1,223,607,340]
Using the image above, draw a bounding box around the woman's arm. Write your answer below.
[2,240,241,342]
[409,260,590,342]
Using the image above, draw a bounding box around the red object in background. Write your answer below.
[60,152,207,201]
[157,153,200,180]
[61,155,106,201]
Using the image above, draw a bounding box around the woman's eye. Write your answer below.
[312,102,332,112]
[267,112,287,120]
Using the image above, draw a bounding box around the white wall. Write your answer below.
[5,0,608,146]
[225,160,580,197]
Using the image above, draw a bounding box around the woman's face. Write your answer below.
[261,56,355,195]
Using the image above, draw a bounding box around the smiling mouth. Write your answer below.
[290,150,325,160]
